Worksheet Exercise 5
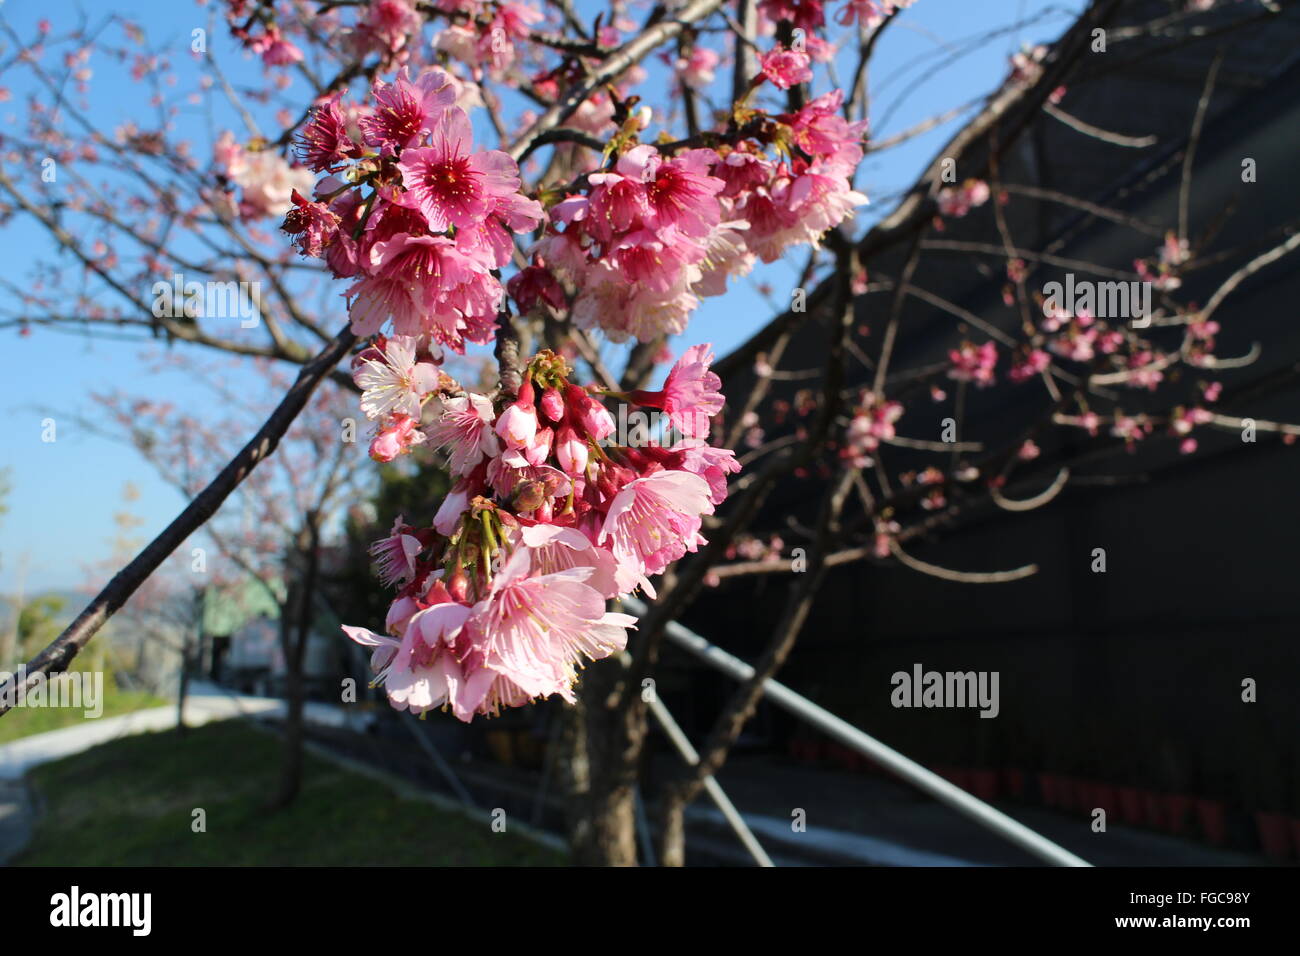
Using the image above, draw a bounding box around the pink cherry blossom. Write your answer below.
[463,550,632,706]
[599,471,715,592]
[360,69,458,154]
[353,334,440,421]
[495,390,539,450]
[370,413,426,462]
[760,46,813,90]
[397,107,523,232]
[948,341,998,387]
[385,597,472,715]
[554,424,589,477]
[281,190,342,258]
[427,393,499,475]
[631,343,724,438]
[369,515,422,586]
[671,438,741,504]
[295,99,362,172]
[788,90,867,158]
[586,169,652,241]
[676,47,720,90]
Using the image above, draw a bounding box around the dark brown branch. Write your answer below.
[507,0,727,162]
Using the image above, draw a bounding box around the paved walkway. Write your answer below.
[1,686,265,783]
[681,753,1264,866]
[0,681,375,783]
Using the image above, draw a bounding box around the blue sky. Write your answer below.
[0,0,1083,593]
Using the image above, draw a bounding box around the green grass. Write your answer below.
[16,720,565,866]
[0,681,166,744]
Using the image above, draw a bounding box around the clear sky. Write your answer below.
[0,0,1083,594]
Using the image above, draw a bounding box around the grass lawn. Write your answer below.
[16,720,565,866]
[0,681,167,745]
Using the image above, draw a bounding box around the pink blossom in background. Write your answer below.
[760,46,813,90]
[947,341,999,387]
[675,47,720,90]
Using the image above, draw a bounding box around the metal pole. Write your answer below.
[623,597,1091,868]
[403,714,476,807]
[645,691,775,867]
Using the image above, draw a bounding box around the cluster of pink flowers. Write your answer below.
[224,0,428,68]
[1134,232,1189,292]
[535,90,867,342]
[674,47,721,91]
[1041,307,1124,364]
[213,133,315,220]
[836,0,916,29]
[1009,347,1052,383]
[898,465,947,510]
[947,341,998,387]
[841,391,904,467]
[1124,349,1167,391]
[282,68,543,351]
[936,178,990,219]
[434,2,546,81]
[1185,317,1221,366]
[757,0,914,40]
[349,333,445,461]
[223,1,306,67]
[350,0,424,64]
[1111,413,1154,448]
[1171,404,1215,454]
[343,347,740,720]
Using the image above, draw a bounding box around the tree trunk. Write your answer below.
[565,664,645,865]
[574,780,638,866]
[657,785,690,868]
[175,639,190,735]
[270,663,305,809]
[268,514,318,811]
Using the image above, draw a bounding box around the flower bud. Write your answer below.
[566,384,615,440]
[446,568,469,603]
[525,426,553,467]
[539,387,565,423]
[514,480,546,512]
[495,400,538,448]
[555,425,589,477]
[369,414,423,463]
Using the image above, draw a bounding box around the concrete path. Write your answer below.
[0,681,372,783]
[0,685,275,783]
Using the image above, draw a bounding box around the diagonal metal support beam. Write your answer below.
[623,596,1091,867]
[403,713,476,807]
[645,691,775,867]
